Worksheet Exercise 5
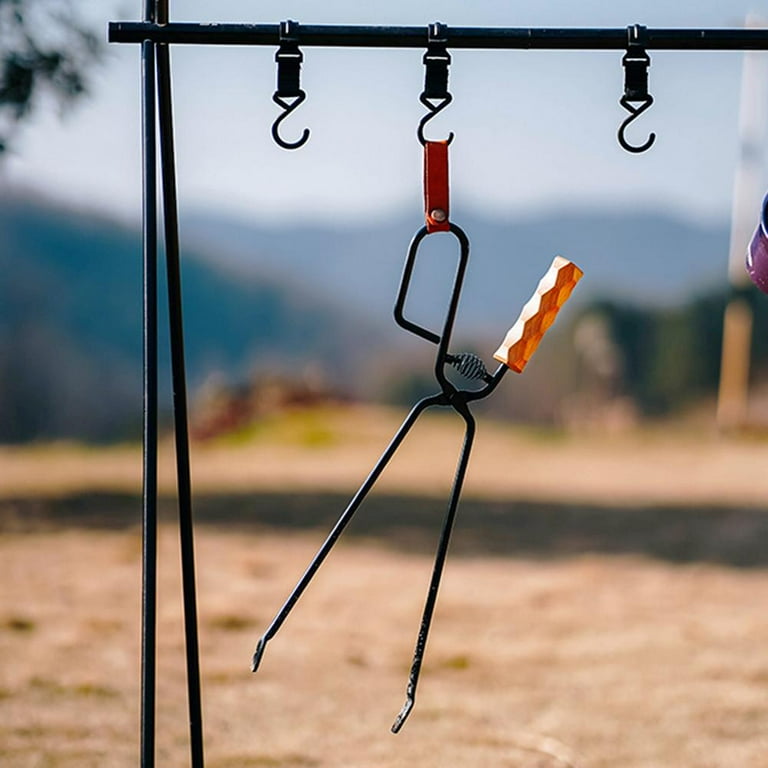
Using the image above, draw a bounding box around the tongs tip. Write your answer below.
[390,696,414,734]
[251,637,267,673]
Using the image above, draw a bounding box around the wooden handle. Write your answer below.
[493,256,583,373]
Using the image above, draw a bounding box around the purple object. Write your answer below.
[747,194,768,294]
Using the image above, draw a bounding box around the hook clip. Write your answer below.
[618,24,656,154]
[271,20,310,150]
[418,22,454,146]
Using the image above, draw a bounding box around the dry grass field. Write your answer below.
[3,406,768,767]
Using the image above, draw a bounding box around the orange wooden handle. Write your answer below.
[493,256,583,373]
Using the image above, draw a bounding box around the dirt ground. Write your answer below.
[2,404,768,507]
[3,408,768,767]
[3,522,768,768]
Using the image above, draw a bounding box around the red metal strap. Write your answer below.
[423,140,450,232]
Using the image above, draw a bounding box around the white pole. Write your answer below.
[717,14,767,430]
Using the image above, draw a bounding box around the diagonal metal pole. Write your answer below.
[252,392,446,672]
[155,32,206,768]
[140,25,159,768]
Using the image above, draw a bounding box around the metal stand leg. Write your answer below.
[252,393,446,672]
[156,42,205,768]
[391,405,476,733]
[140,34,158,768]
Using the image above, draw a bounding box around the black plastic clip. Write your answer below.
[418,22,454,145]
[271,20,310,150]
[618,24,656,154]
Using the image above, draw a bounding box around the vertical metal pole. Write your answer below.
[140,35,158,768]
[155,0,206,762]
[140,2,158,767]
[156,0,169,25]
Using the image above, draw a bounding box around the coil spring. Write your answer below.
[447,352,491,382]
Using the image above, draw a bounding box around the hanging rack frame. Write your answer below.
[116,10,768,768]
[110,22,768,50]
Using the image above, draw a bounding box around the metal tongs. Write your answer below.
[251,133,583,733]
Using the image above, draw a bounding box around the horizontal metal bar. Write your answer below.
[108,21,768,50]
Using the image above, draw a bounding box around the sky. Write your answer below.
[2,1,768,228]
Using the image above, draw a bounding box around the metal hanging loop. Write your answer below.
[417,22,454,146]
[272,91,310,150]
[271,20,310,150]
[617,24,656,154]
[418,93,454,146]
[618,94,655,153]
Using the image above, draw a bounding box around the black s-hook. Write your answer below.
[618,95,655,154]
[418,22,454,146]
[271,20,310,150]
[618,24,656,154]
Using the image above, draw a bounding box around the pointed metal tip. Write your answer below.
[390,697,414,734]
[251,637,267,673]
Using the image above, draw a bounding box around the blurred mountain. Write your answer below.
[0,193,743,442]
[0,195,385,442]
[183,206,732,339]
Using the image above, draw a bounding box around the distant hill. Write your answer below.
[0,193,750,442]
[0,195,385,442]
[183,206,732,339]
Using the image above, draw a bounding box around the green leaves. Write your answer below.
[0,0,102,152]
